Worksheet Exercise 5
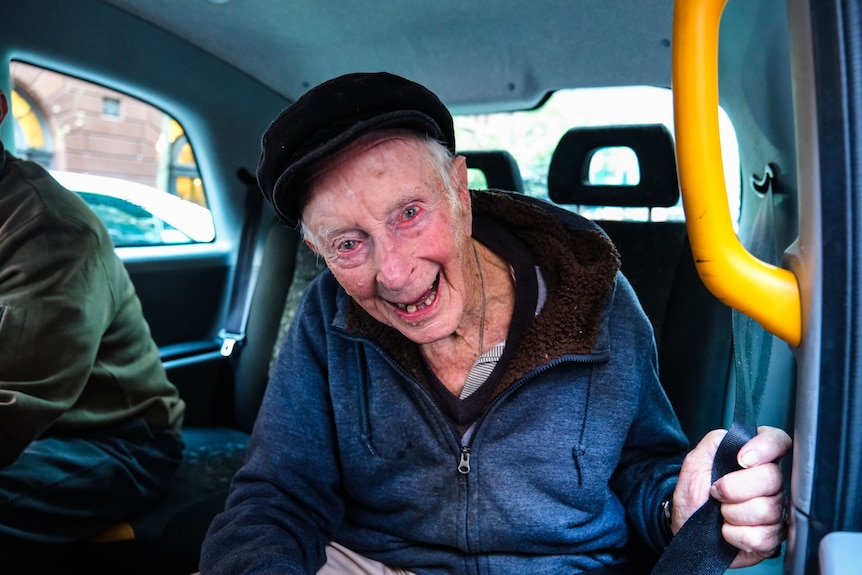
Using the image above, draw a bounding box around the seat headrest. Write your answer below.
[547,124,679,207]
[461,150,525,194]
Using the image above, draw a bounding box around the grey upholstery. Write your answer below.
[269,239,327,373]
[548,125,732,444]
[462,149,525,193]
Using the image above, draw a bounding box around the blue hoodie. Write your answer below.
[201,190,688,575]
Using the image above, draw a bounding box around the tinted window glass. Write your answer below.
[9,60,214,245]
[454,86,740,224]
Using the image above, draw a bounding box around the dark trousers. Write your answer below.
[0,418,183,545]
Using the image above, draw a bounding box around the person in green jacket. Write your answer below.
[0,89,185,545]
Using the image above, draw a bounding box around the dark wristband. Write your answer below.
[660,498,674,544]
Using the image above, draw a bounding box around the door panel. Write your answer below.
[124,251,233,428]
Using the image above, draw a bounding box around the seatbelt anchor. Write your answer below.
[219,330,246,357]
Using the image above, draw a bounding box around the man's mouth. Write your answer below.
[392,275,439,313]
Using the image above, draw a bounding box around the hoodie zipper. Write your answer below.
[349,333,607,551]
[452,354,603,479]
[458,446,471,475]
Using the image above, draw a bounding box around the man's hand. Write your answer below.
[672,426,791,568]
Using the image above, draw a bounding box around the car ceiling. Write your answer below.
[98,0,676,113]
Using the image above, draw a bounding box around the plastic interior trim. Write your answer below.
[672,0,802,346]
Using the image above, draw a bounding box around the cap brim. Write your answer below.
[270,109,444,227]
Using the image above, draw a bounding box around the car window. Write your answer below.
[454,86,741,225]
[9,60,215,246]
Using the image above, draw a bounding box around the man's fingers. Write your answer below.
[724,519,788,568]
[737,426,792,468]
[711,463,784,502]
[721,491,789,569]
[718,494,786,526]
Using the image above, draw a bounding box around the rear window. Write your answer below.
[453,86,740,224]
[9,60,214,247]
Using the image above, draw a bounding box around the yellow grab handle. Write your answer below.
[673,0,801,346]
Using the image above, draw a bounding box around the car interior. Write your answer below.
[2,0,861,574]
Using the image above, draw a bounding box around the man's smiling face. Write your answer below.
[302,132,473,345]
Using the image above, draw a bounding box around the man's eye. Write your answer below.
[339,239,358,252]
[403,206,419,219]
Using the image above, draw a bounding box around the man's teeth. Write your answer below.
[397,287,437,313]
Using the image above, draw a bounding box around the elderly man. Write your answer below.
[200,72,789,575]
[0,89,185,548]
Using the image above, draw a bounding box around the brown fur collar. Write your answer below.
[344,190,620,392]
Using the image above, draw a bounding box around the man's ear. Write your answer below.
[451,154,471,203]
[452,154,469,187]
[451,154,473,235]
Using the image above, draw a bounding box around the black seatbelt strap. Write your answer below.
[219,168,263,358]
[651,169,778,575]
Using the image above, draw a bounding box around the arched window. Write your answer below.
[168,124,207,208]
[10,88,53,167]
[9,60,214,246]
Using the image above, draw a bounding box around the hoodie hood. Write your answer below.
[342,189,621,391]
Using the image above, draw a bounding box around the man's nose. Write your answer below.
[374,236,413,291]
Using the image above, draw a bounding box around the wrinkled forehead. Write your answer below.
[300,129,436,215]
[309,129,427,179]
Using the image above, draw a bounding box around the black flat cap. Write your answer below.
[257,72,456,227]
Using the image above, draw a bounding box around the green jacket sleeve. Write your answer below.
[0,212,113,465]
[0,155,184,467]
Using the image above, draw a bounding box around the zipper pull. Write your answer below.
[458,446,471,475]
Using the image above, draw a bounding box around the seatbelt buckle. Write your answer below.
[219,330,246,357]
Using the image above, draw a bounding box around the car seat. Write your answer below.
[547,124,733,444]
